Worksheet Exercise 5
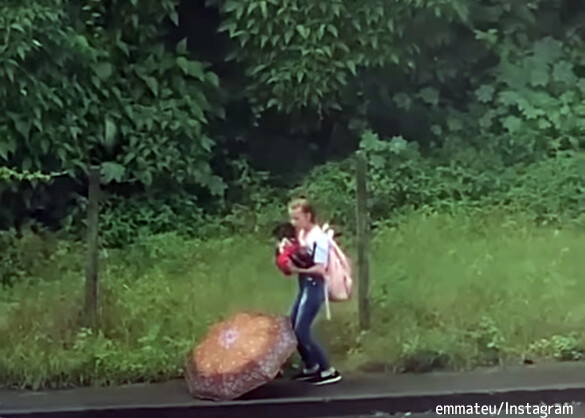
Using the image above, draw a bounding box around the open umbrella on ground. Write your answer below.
[185,312,297,401]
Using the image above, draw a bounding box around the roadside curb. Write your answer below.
[3,363,585,417]
[3,386,585,418]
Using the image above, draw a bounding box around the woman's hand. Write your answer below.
[286,260,326,276]
[287,260,301,274]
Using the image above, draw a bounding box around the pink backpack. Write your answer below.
[322,223,353,301]
[298,224,353,319]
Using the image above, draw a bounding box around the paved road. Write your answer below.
[324,401,582,417]
[4,363,585,418]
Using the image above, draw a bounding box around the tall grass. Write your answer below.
[349,209,585,372]
[0,232,296,389]
[2,208,585,389]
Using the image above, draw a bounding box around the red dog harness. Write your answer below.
[276,240,298,275]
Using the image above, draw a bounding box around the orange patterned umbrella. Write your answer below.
[185,312,297,401]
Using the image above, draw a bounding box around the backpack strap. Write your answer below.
[315,237,331,320]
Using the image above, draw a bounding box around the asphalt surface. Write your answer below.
[3,362,585,417]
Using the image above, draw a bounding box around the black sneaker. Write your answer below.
[292,366,319,381]
[307,368,342,386]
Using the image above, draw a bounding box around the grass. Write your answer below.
[346,208,585,372]
[2,208,585,389]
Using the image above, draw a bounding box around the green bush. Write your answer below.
[0,230,25,288]
[0,229,81,288]
[293,129,585,234]
[87,159,291,248]
[96,194,213,248]
[501,153,585,225]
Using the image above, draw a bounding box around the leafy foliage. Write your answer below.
[296,129,585,234]
[0,228,70,287]
[429,35,585,166]
[0,167,59,182]
[215,0,468,115]
[2,0,585,242]
[0,0,225,230]
[96,193,210,248]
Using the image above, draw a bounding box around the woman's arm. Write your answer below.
[288,261,326,277]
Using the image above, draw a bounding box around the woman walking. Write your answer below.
[285,197,342,385]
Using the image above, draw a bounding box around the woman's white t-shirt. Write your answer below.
[299,225,329,265]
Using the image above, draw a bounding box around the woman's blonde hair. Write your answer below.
[288,197,316,223]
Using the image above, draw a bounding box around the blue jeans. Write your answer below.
[290,275,330,371]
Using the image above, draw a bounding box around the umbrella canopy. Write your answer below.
[185,312,297,401]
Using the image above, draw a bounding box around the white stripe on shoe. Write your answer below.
[312,374,342,385]
[309,369,342,385]
[292,365,320,381]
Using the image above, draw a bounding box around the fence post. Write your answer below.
[355,151,371,331]
[84,165,101,329]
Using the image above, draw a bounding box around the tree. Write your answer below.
[212,0,468,117]
[0,0,225,229]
